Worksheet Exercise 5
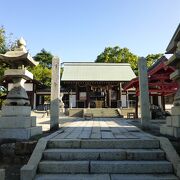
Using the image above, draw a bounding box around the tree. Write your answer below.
[30,65,51,87]
[0,26,17,54]
[95,46,138,72]
[29,49,53,87]
[0,86,7,109]
[145,53,163,67]
[0,27,6,54]
[0,26,17,78]
[33,49,53,69]
[95,46,163,75]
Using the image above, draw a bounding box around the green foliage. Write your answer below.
[60,67,63,79]
[145,53,163,67]
[0,26,17,54]
[30,49,53,87]
[0,86,7,109]
[96,46,138,72]
[0,26,17,78]
[0,64,7,79]
[33,49,53,69]
[0,27,6,54]
[29,65,51,87]
[95,46,163,75]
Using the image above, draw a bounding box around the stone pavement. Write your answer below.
[52,117,153,140]
[31,110,166,135]
[24,116,178,180]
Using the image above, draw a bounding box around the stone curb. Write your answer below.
[156,136,180,178]
[0,169,5,180]
[20,129,63,180]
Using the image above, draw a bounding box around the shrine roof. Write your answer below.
[166,23,180,54]
[61,62,136,82]
[122,56,177,95]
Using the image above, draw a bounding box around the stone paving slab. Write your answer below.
[52,118,156,140]
[43,149,127,161]
[39,161,89,173]
[110,174,179,180]
[48,139,160,149]
[35,174,111,180]
[90,160,173,174]
[35,174,179,180]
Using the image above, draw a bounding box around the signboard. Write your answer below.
[79,92,87,100]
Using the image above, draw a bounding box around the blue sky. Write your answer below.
[0,0,180,62]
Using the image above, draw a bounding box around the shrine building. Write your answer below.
[123,56,178,117]
[61,62,136,108]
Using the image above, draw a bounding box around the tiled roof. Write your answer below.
[61,63,136,81]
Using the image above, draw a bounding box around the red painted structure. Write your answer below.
[123,56,178,117]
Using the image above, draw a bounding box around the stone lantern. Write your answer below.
[160,24,180,138]
[0,37,42,139]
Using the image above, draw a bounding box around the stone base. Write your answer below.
[160,124,167,135]
[160,124,180,138]
[171,106,180,116]
[172,115,180,127]
[0,126,42,140]
[1,106,31,116]
[166,116,172,126]
[174,127,180,138]
[160,124,174,136]
[0,169,5,180]
[0,116,36,128]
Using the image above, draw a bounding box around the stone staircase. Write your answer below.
[35,139,178,180]
[84,108,121,118]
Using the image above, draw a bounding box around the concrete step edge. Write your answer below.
[38,160,173,174]
[47,139,160,149]
[43,148,165,160]
[34,174,179,180]
[44,148,164,152]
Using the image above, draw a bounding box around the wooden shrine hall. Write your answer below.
[61,63,136,108]
[123,56,178,117]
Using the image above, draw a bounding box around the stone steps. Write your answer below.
[43,148,165,161]
[47,139,160,149]
[35,135,177,179]
[35,174,179,180]
[85,108,120,117]
[38,160,173,174]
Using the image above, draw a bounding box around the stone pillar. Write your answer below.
[50,56,60,130]
[109,89,111,107]
[138,57,151,129]
[157,96,162,108]
[33,93,36,110]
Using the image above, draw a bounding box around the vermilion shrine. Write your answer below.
[123,56,178,117]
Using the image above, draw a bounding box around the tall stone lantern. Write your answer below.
[0,37,42,140]
[160,24,180,138]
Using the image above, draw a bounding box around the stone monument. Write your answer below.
[0,37,42,140]
[160,41,180,137]
[138,57,151,129]
[50,56,60,130]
